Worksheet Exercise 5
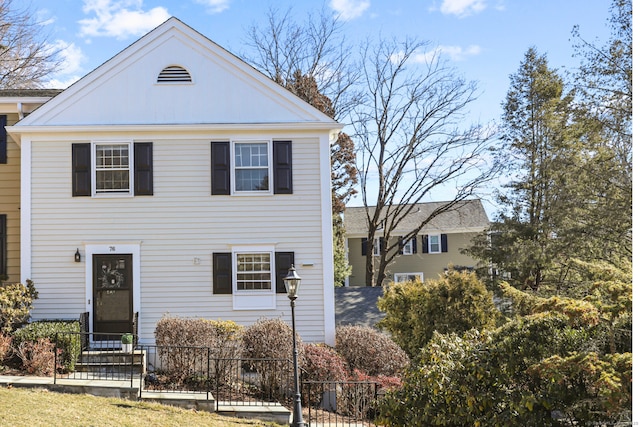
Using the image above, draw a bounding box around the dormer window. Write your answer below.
[157,65,192,83]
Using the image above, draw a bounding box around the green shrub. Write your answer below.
[335,325,408,377]
[12,320,81,371]
[0,280,38,333]
[154,316,243,385]
[378,269,499,358]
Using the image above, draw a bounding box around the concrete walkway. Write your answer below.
[0,375,291,425]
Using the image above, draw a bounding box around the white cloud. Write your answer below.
[194,0,231,14]
[405,45,481,63]
[330,0,370,21]
[439,0,487,17]
[78,0,170,40]
[41,40,86,89]
[52,40,86,75]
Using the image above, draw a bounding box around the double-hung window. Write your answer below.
[428,235,441,253]
[72,141,153,197]
[212,248,294,310]
[234,141,270,192]
[235,252,272,291]
[402,236,417,255]
[211,140,292,195]
[94,143,132,194]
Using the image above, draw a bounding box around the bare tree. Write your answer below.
[0,0,61,88]
[241,6,362,121]
[352,38,498,287]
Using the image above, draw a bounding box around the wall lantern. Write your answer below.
[74,248,81,263]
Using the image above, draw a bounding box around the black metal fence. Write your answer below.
[51,334,384,425]
[302,380,383,426]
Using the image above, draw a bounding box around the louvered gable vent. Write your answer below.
[157,65,192,83]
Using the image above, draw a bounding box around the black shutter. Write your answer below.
[211,141,230,195]
[0,214,6,277]
[134,142,153,195]
[72,143,91,196]
[275,252,295,293]
[412,236,417,254]
[441,234,448,253]
[273,140,292,194]
[212,253,232,294]
[422,236,429,253]
[0,115,6,164]
[361,238,368,256]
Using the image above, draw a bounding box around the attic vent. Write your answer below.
[157,66,192,83]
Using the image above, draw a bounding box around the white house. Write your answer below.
[7,17,340,345]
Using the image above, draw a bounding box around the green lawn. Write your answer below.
[0,387,281,427]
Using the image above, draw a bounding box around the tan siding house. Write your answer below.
[0,92,61,284]
[7,18,339,345]
[344,200,489,286]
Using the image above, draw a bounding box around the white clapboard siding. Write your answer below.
[28,134,330,343]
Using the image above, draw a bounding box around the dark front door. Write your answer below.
[93,254,133,340]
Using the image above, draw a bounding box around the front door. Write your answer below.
[93,254,133,340]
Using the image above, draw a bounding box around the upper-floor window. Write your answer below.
[234,141,269,192]
[72,142,153,197]
[428,234,441,253]
[95,143,132,194]
[402,236,417,255]
[235,252,272,291]
[211,140,292,196]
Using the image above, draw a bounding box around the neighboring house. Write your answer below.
[6,18,340,345]
[0,90,62,284]
[344,199,489,286]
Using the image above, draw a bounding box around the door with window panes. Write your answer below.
[93,254,133,339]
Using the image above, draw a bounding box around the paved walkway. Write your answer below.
[0,374,291,425]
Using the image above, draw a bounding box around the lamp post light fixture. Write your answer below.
[283,265,305,427]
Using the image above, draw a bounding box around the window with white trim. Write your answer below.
[235,252,273,291]
[428,234,441,253]
[233,141,270,192]
[94,142,133,195]
[394,272,423,283]
[402,238,414,255]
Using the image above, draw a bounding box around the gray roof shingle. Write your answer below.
[344,199,489,236]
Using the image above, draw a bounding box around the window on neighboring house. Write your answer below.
[394,272,423,283]
[422,234,448,254]
[428,235,441,253]
[72,142,153,197]
[361,237,382,256]
[0,215,6,278]
[401,236,417,255]
[211,140,292,195]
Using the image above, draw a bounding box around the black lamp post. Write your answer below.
[283,265,305,427]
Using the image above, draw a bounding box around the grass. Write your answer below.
[0,386,282,427]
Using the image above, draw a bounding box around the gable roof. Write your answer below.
[13,17,340,131]
[344,199,489,236]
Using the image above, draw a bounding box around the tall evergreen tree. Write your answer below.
[467,48,576,291]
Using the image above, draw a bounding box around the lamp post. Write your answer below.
[283,265,305,427]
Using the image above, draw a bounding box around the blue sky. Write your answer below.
[29,0,612,213]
